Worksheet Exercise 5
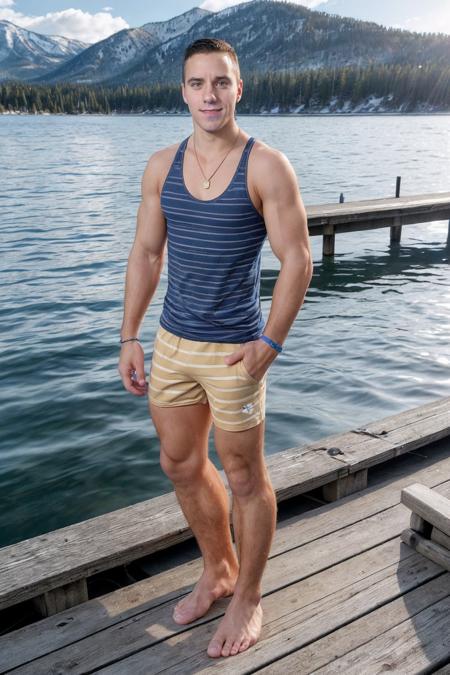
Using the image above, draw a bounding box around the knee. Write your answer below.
[160,446,205,485]
[227,464,268,499]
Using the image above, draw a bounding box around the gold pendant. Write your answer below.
[203,179,210,189]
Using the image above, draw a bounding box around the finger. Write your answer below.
[136,372,147,386]
[224,349,244,365]
[123,379,144,396]
[132,369,149,390]
[123,370,148,396]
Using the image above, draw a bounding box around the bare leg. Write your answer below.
[207,419,277,658]
[231,494,242,563]
[150,400,239,624]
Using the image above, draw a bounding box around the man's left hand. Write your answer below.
[224,338,278,382]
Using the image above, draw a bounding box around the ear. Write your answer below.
[236,78,243,103]
[181,82,187,105]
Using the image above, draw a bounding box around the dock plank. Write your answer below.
[259,578,450,675]
[333,396,450,471]
[1,466,449,673]
[306,191,450,232]
[433,664,450,674]
[310,594,450,674]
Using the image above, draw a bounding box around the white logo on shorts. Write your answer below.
[241,403,254,414]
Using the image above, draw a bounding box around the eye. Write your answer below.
[217,80,229,87]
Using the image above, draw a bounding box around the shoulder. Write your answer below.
[146,142,180,171]
[142,141,183,195]
[250,139,293,174]
[249,139,299,200]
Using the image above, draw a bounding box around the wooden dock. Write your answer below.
[0,397,449,673]
[306,191,450,256]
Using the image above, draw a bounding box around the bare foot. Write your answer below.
[172,566,238,625]
[207,593,263,658]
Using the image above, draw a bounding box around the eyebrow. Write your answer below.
[186,76,232,84]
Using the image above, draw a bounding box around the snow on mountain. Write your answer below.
[141,7,211,43]
[34,28,160,84]
[28,7,211,85]
[108,0,450,86]
[0,20,88,81]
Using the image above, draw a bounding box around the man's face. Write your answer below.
[181,52,243,132]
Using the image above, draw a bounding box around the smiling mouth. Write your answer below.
[201,108,222,112]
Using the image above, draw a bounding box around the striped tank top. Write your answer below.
[159,135,267,343]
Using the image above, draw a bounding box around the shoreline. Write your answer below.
[2,110,450,117]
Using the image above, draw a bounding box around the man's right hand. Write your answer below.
[118,342,148,396]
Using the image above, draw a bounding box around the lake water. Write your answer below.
[1,113,449,548]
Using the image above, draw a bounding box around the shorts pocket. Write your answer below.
[239,358,259,383]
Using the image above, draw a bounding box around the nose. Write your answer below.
[203,82,217,102]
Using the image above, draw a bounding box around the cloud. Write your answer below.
[0,1,129,43]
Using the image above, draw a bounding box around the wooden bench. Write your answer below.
[1,395,449,618]
[401,482,450,572]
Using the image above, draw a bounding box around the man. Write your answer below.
[118,37,313,659]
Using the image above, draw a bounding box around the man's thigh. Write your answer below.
[148,326,213,462]
[150,399,213,464]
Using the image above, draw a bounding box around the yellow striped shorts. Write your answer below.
[147,325,267,432]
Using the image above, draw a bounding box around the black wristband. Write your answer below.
[120,337,141,344]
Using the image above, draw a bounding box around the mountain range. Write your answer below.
[0,1,449,86]
[0,19,88,81]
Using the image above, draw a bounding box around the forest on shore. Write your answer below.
[1,63,448,114]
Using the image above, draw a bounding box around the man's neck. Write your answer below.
[191,123,242,156]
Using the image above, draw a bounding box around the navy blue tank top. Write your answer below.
[159,135,267,343]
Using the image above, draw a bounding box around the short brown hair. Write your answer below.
[182,38,240,83]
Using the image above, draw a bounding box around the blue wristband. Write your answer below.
[259,334,283,353]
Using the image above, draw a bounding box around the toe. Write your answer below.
[173,607,190,625]
[221,638,235,657]
[230,640,241,655]
[207,638,224,658]
[239,639,250,652]
[173,599,185,613]
[172,608,185,623]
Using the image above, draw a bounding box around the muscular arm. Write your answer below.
[229,147,313,381]
[120,153,167,340]
[229,147,313,380]
[118,152,167,395]
[257,147,313,348]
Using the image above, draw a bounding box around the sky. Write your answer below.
[0,0,449,43]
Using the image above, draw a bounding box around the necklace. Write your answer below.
[192,129,241,189]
